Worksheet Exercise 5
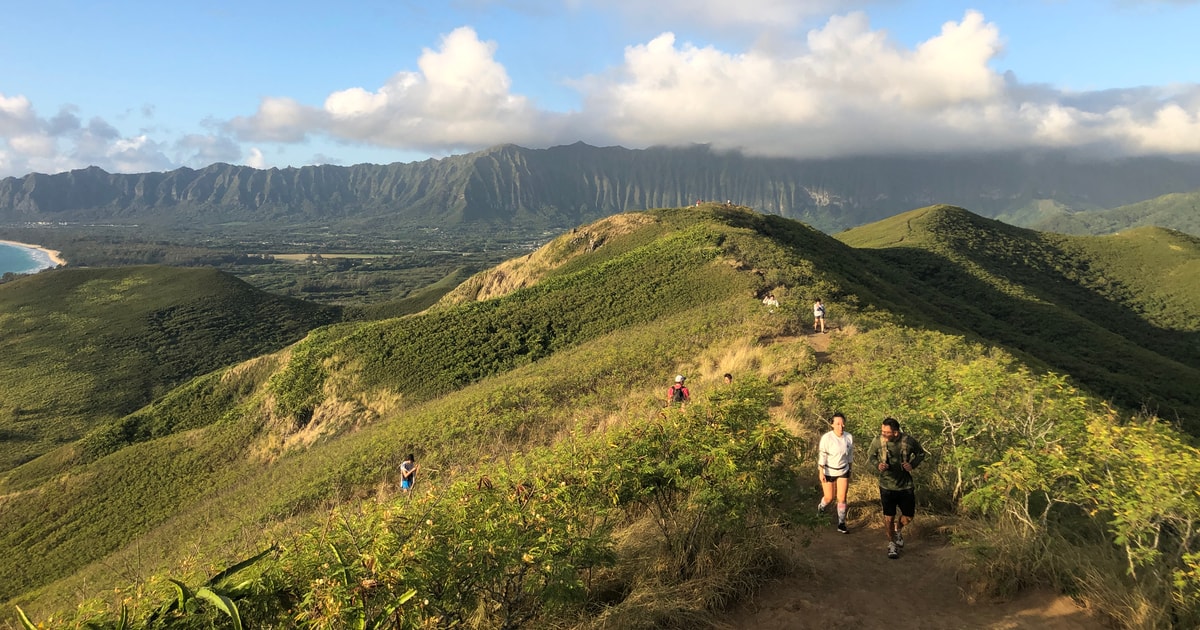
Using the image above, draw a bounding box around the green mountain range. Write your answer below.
[3,144,1199,234]
[2,205,1198,628]
[1031,189,1200,236]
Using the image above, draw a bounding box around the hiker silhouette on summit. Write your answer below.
[867,418,926,559]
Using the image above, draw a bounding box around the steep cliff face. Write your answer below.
[2,144,1198,232]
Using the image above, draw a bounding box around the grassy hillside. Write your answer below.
[838,205,1200,429]
[0,207,804,610]
[1031,189,1200,236]
[4,205,1199,629]
[0,266,339,473]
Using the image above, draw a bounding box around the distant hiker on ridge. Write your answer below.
[817,413,854,534]
[867,418,927,559]
[813,298,826,333]
[667,374,690,409]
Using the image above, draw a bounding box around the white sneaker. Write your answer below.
[895,532,904,548]
[887,542,899,559]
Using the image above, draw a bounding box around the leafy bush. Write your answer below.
[816,322,1200,627]
[38,377,801,629]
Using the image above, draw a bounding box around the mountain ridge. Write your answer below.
[840,204,1200,426]
[3,145,1199,233]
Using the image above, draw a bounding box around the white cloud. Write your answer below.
[4,8,1200,178]
[228,27,562,153]
[7,133,56,157]
[574,11,1011,153]
[175,133,243,167]
[0,93,37,136]
[245,147,266,169]
[225,97,322,143]
[219,11,1200,162]
[0,92,234,177]
[573,10,1200,157]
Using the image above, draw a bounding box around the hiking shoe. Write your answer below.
[895,532,904,548]
[837,522,849,534]
[887,542,899,559]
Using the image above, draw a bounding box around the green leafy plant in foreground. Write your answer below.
[966,414,1200,627]
[16,546,277,630]
[45,377,801,629]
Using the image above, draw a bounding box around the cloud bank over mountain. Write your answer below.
[2,3,1199,178]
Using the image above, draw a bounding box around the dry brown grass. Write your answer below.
[576,514,790,630]
[438,213,660,305]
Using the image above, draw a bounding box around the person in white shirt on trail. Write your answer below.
[817,413,854,533]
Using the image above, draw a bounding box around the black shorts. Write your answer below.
[880,488,915,517]
[822,471,850,481]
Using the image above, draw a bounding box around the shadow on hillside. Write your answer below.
[852,246,1200,434]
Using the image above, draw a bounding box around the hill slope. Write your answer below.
[0,266,339,473]
[1031,189,1200,236]
[837,205,1200,428]
[3,206,1197,628]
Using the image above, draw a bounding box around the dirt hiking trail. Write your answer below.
[720,331,1105,629]
[722,510,1104,629]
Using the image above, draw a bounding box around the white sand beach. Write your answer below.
[0,239,67,269]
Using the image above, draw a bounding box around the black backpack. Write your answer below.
[671,385,686,403]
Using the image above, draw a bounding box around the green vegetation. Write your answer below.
[813,325,1200,628]
[838,205,1200,429]
[0,266,338,473]
[2,204,1198,629]
[1031,189,1200,237]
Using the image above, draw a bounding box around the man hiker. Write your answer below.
[667,374,690,409]
[866,417,926,559]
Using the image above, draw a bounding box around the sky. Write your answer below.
[2,0,1199,179]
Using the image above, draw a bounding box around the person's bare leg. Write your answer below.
[835,477,849,526]
[819,480,835,512]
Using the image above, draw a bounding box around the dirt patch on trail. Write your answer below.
[721,513,1103,630]
[732,328,1101,628]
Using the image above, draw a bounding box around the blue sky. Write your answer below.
[1,0,1198,178]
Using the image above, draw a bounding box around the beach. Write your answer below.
[0,239,67,269]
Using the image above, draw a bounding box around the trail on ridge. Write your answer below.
[722,330,1103,629]
[721,514,1102,629]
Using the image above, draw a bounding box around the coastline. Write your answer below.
[0,239,67,269]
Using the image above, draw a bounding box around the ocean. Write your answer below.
[0,241,54,275]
